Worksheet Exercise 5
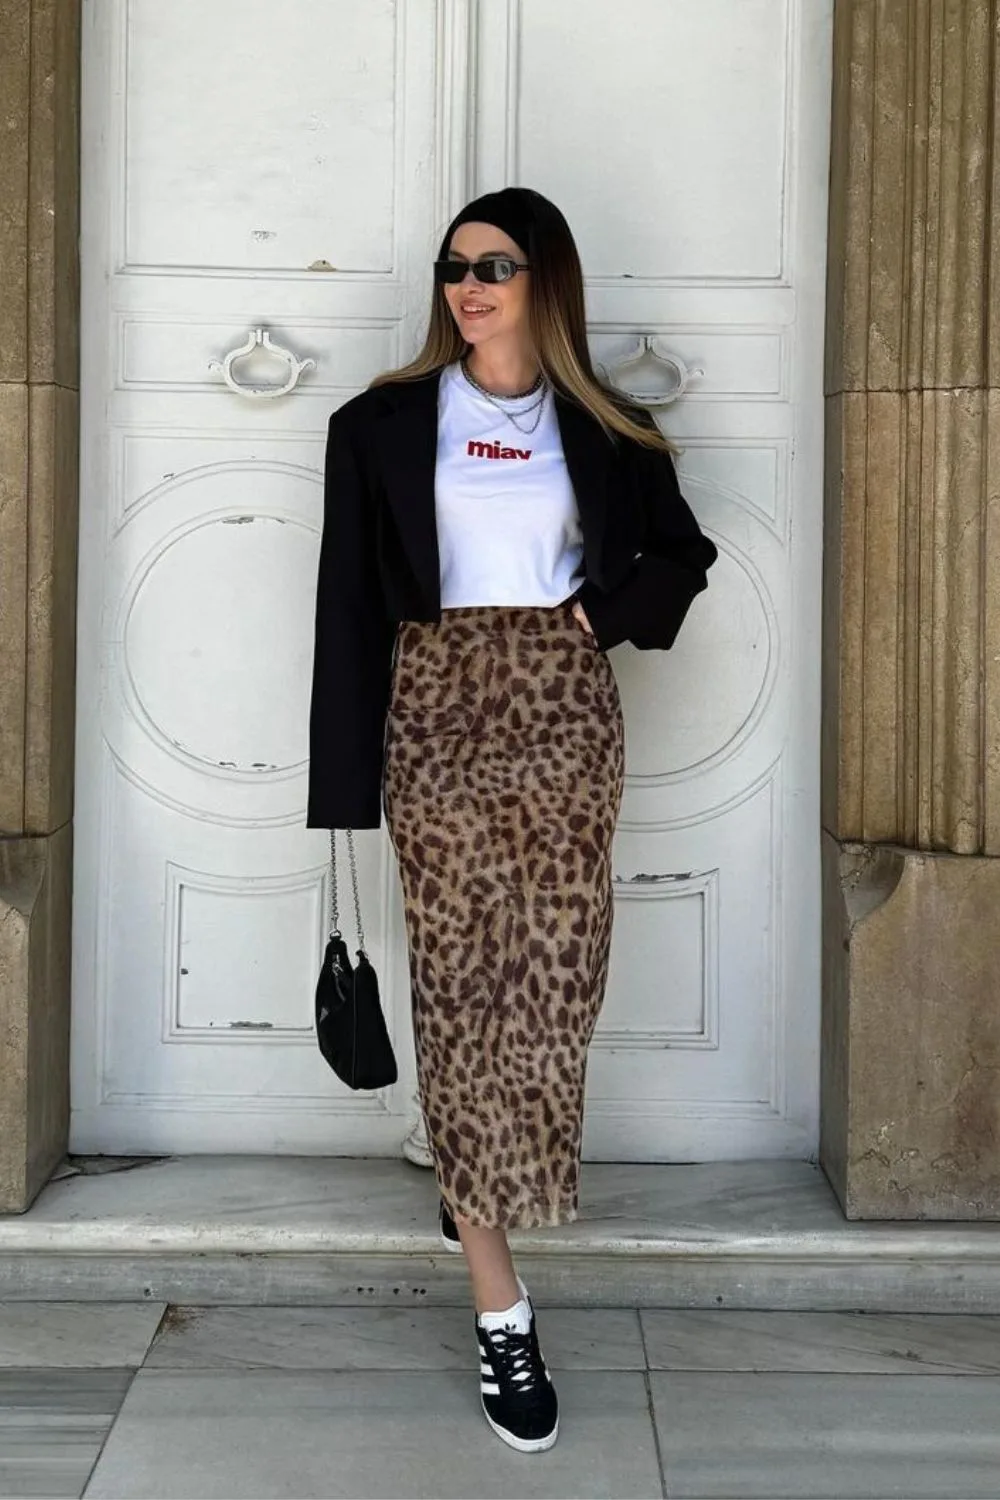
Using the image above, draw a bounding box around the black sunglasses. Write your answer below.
[433,256,530,284]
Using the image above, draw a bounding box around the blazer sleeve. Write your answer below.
[306,406,397,830]
[573,431,718,653]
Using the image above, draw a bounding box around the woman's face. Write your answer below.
[441,221,531,347]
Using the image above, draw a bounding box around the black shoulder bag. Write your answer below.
[314,829,398,1090]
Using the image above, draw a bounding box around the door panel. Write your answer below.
[75,0,438,1151]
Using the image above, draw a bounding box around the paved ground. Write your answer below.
[1,1300,998,1498]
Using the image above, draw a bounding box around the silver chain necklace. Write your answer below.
[460,357,549,435]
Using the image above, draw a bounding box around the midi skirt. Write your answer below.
[382,596,625,1230]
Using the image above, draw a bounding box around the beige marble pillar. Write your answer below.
[822,0,1000,1217]
[0,0,80,1211]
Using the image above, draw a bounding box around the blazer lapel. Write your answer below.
[552,389,615,588]
[371,371,443,611]
[371,368,617,611]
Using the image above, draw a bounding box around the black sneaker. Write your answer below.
[439,1198,462,1253]
[476,1280,559,1453]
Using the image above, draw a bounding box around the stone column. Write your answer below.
[0,0,80,1211]
[822,0,1000,1217]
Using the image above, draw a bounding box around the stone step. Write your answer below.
[1,1156,998,1311]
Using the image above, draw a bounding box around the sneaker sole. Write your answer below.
[481,1398,559,1454]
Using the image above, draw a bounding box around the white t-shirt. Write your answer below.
[434,360,585,607]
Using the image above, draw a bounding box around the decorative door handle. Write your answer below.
[209,327,316,399]
[605,335,703,407]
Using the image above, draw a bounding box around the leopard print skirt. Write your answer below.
[382,596,625,1230]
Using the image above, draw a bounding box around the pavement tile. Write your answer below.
[0,1369,133,1499]
[83,1368,662,1499]
[144,1303,645,1372]
[650,1370,1000,1498]
[0,1304,165,1370]
[641,1309,1000,1373]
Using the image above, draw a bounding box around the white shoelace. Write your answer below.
[484,1324,538,1389]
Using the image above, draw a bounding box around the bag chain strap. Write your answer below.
[328,829,367,956]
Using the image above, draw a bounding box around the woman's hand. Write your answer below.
[571,601,595,637]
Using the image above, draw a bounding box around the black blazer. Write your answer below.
[306,368,717,830]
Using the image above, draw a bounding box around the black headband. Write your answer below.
[438,188,535,261]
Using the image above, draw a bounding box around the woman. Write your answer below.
[307,186,717,1454]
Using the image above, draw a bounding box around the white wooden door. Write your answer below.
[74,0,831,1159]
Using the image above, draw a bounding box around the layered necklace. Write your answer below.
[460,356,548,435]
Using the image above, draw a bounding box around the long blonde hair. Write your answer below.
[369,189,676,455]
